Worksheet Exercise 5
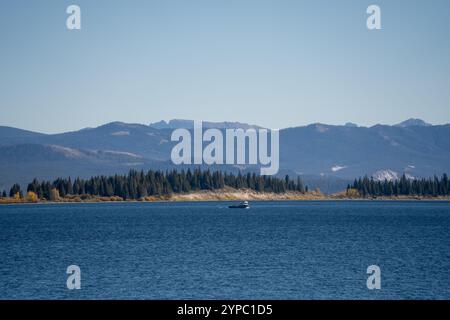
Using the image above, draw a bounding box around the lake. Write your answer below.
[0,201,449,299]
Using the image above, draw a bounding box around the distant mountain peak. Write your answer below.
[372,169,415,181]
[395,118,431,128]
[372,169,399,181]
[149,120,170,129]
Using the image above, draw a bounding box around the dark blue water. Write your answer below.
[0,201,449,299]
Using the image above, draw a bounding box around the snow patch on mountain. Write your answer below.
[379,133,399,147]
[314,124,329,133]
[101,150,143,158]
[372,169,415,181]
[331,165,347,172]
[372,169,399,181]
[158,139,169,145]
[48,145,83,158]
[111,131,130,136]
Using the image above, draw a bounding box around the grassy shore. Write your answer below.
[1,187,450,205]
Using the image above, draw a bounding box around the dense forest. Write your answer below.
[1,169,307,200]
[3,170,450,201]
[348,174,450,197]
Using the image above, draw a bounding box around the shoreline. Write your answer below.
[1,189,450,205]
[2,199,450,206]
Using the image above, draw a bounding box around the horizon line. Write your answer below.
[1,117,449,135]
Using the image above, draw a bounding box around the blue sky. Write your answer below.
[0,0,449,133]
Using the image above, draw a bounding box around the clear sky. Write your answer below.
[0,0,449,133]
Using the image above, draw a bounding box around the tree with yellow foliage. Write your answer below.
[27,191,38,202]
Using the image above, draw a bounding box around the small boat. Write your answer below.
[229,201,250,209]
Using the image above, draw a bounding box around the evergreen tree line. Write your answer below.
[1,169,307,200]
[348,174,450,197]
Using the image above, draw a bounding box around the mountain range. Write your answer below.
[1,118,449,193]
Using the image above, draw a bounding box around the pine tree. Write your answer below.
[9,183,22,198]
